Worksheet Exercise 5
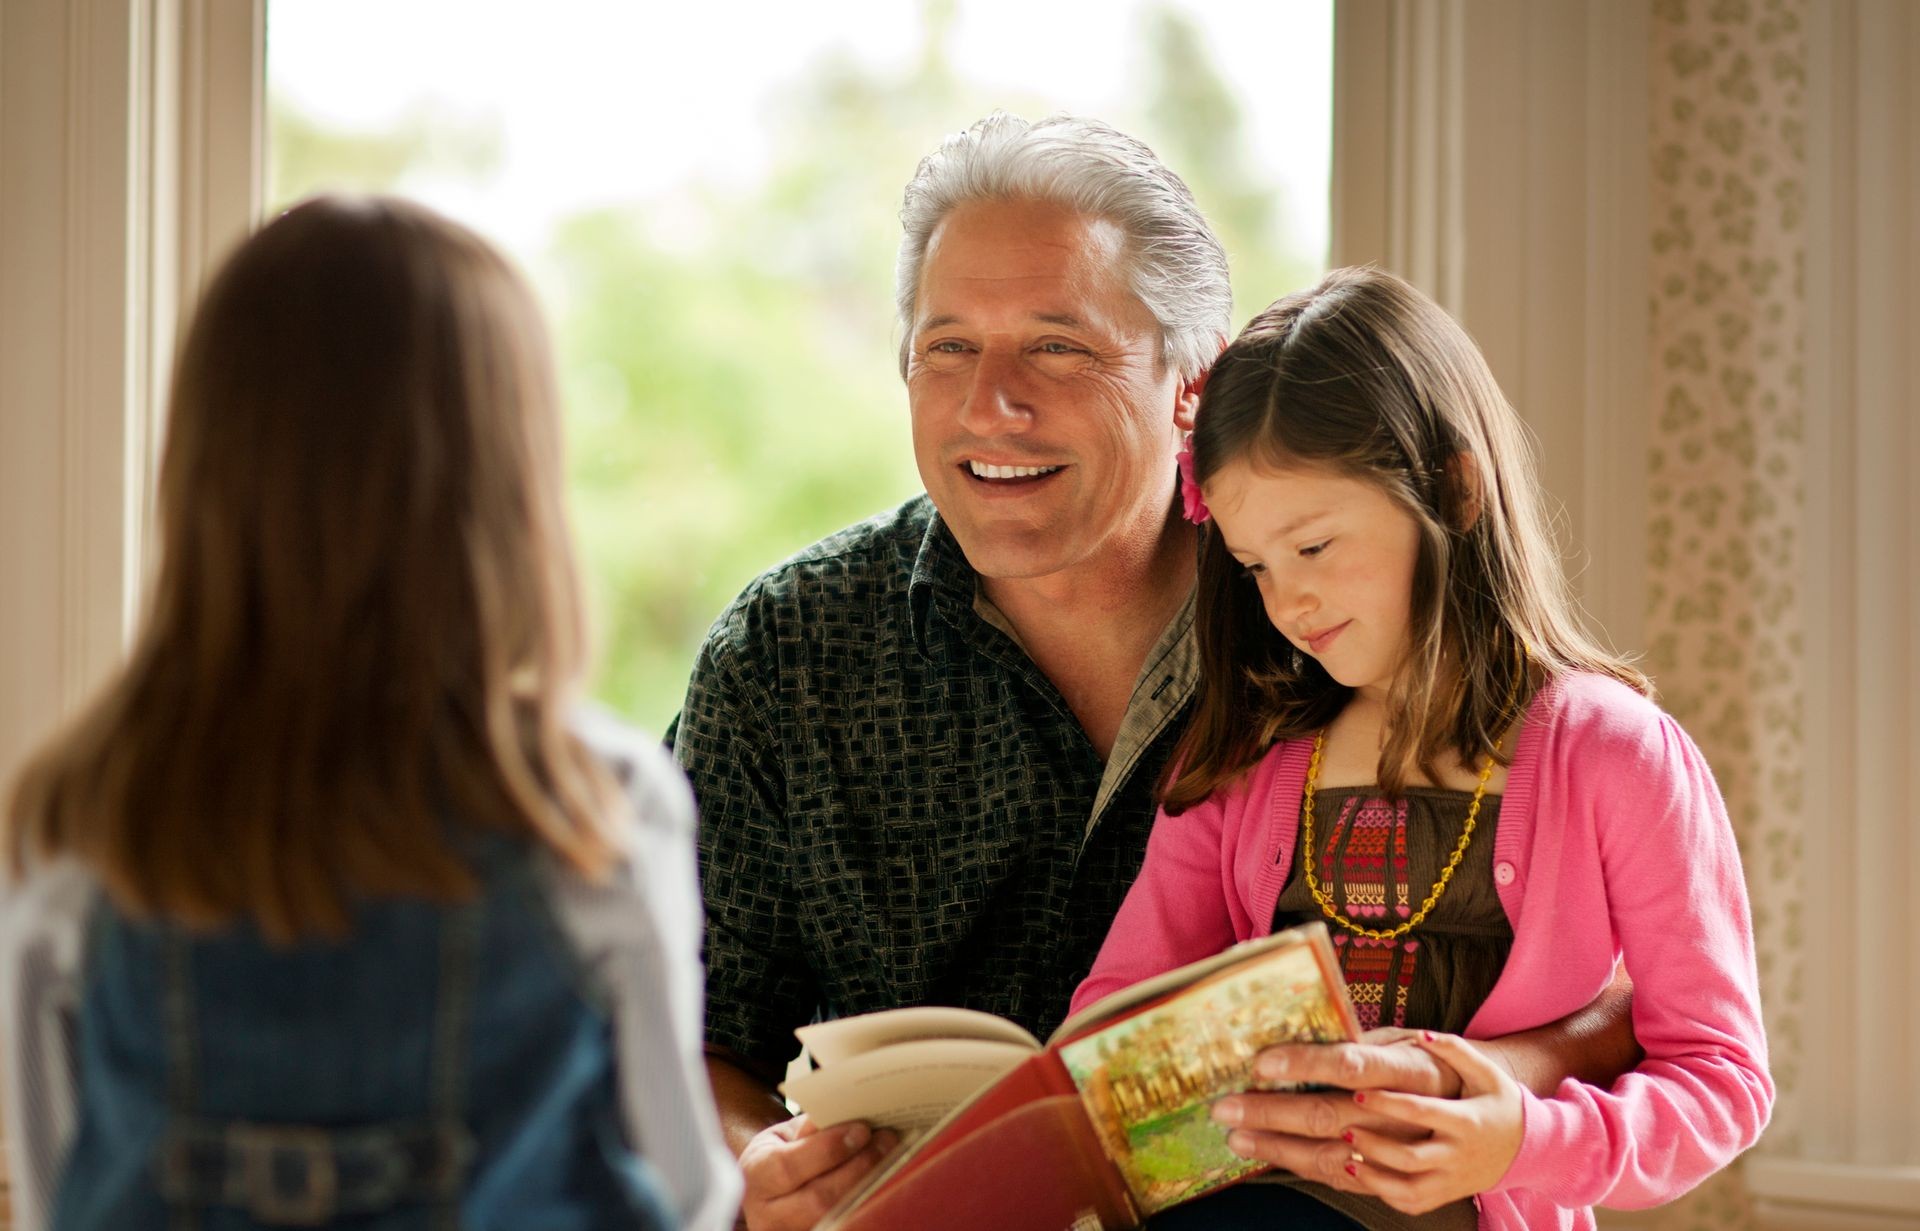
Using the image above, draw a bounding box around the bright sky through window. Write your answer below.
[269,0,1331,258]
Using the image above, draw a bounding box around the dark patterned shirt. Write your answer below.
[672,496,1196,1077]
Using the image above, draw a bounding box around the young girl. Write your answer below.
[1073,266,1771,1231]
[0,197,740,1231]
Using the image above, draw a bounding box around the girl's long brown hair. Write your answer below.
[1164,266,1648,811]
[5,196,625,940]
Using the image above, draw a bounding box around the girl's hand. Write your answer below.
[1343,1032,1524,1215]
[1210,1028,1468,1191]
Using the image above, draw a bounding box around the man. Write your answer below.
[673,114,1636,1231]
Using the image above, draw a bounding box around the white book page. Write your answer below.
[778,1038,1036,1136]
[796,1005,1041,1066]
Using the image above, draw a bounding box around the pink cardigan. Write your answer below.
[1072,672,1772,1231]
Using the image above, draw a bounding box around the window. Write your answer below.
[267,0,1334,729]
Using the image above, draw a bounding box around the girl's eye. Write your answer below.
[1298,540,1332,558]
[1239,561,1267,579]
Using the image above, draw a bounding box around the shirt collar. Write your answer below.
[907,507,979,658]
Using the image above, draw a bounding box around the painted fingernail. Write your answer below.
[1341,1129,1355,1144]
[1345,1162,1358,1177]
[1422,1030,1437,1041]
[1212,1100,1242,1126]
[1353,1091,1367,1105]
[843,1123,870,1149]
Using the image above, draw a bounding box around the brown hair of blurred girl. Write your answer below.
[6,197,626,940]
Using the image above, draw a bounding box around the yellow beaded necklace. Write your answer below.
[1300,728,1506,943]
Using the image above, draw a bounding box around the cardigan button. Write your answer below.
[1493,861,1517,886]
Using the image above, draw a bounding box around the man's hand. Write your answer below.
[737,1115,900,1231]
[1206,1027,1470,1194]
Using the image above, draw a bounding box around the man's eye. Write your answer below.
[928,340,969,354]
[1036,341,1083,355]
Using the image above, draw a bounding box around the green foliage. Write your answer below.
[1140,5,1324,325]
[269,1,1326,732]
[268,99,501,203]
[549,207,921,730]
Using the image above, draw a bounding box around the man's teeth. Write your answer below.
[968,461,1063,479]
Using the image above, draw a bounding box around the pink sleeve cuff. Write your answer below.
[1490,1086,1581,1200]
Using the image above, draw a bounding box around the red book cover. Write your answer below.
[806,924,1361,1231]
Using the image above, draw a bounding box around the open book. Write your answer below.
[782,922,1362,1231]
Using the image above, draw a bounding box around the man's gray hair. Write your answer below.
[895,112,1232,382]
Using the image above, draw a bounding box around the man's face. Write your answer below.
[905,198,1197,584]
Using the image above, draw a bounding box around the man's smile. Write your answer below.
[960,459,1067,486]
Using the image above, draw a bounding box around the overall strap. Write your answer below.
[427,899,481,1231]
[160,930,202,1231]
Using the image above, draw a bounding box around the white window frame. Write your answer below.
[0,0,262,785]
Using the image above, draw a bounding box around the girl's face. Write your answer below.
[1206,458,1424,702]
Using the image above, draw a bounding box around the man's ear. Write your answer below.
[1174,369,1208,433]
[1173,339,1225,433]
[1446,452,1485,531]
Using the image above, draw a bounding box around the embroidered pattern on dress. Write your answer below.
[1323,796,1418,1029]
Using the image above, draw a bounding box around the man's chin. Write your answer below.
[938,518,1080,584]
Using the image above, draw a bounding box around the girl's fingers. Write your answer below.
[1349,1160,1456,1218]
[1344,1125,1449,1175]
[1416,1030,1513,1097]
[1348,1086,1459,1132]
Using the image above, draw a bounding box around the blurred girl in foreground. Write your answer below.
[2,197,740,1231]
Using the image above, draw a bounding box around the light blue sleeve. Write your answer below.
[0,860,94,1231]
[548,716,744,1231]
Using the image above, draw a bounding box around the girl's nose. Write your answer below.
[1265,574,1316,629]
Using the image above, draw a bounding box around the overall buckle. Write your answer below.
[234,1124,338,1226]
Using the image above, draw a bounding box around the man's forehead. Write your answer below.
[913,199,1136,320]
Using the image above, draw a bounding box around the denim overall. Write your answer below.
[51,839,676,1230]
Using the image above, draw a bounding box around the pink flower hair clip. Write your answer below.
[1177,439,1211,525]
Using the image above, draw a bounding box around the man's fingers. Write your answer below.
[743,1124,902,1231]
[1254,1040,1457,1097]
[772,1113,821,1142]
[1223,1129,1375,1191]
[1213,1091,1420,1141]
[754,1137,892,1230]
[746,1118,873,1197]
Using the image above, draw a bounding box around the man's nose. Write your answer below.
[956,348,1032,436]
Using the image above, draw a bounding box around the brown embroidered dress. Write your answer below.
[1261,786,1514,1231]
